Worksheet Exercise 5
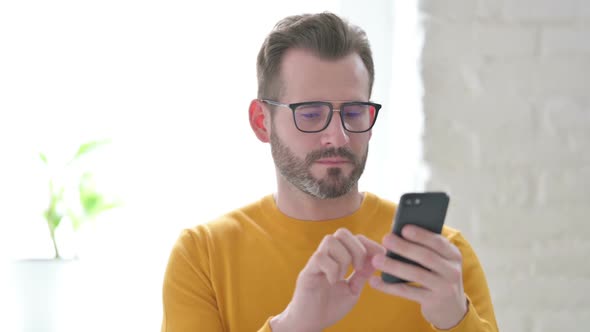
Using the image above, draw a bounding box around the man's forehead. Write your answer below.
[278,48,370,100]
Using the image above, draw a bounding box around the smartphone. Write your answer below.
[381,192,450,284]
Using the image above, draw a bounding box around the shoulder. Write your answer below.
[441,225,469,246]
[176,196,269,249]
[441,225,481,262]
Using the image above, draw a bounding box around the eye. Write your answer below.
[299,112,321,119]
[343,111,362,118]
[342,104,369,119]
[295,104,328,120]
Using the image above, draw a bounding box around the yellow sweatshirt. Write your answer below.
[161,193,498,332]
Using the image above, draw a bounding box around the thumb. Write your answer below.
[357,234,387,256]
[347,259,377,295]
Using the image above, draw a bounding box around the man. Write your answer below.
[161,12,498,332]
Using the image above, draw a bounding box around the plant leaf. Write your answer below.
[44,206,62,232]
[81,193,102,216]
[39,152,48,165]
[44,183,64,232]
[70,139,110,163]
[67,209,82,231]
[78,173,119,218]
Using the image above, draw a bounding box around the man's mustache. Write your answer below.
[305,147,357,165]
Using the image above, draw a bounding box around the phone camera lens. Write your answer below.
[405,199,413,206]
[414,198,421,205]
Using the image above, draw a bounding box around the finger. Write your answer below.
[318,235,352,279]
[402,225,462,261]
[372,253,441,291]
[310,252,341,284]
[383,233,458,280]
[333,228,367,271]
[347,257,377,295]
[346,235,385,295]
[357,234,387,257]
[369,275,429,304]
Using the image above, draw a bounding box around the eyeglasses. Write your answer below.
[261,99,381,133]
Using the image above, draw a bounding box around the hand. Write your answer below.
[270,228,385,332]
[369,225,468,330]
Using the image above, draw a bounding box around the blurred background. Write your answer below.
[0,0,588,331]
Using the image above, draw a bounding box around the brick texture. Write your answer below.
[541,27,590,55]
[502,0,578,21]
[420,0,590,330]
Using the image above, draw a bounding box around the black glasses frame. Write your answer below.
[261,99,382,133]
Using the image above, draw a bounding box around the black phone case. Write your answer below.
[381,192,450,283]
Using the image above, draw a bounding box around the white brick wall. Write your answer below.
[542,27,590,55]
[420,0,590,331]
[502,0,577,22]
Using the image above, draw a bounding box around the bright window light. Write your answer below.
[0,1,422,330]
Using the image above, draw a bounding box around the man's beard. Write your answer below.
[269,128,368,199]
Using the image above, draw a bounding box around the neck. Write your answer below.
[274,176,364,221]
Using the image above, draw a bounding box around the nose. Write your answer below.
[320,110,350,147]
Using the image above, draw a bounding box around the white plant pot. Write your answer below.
[10,259,85,332]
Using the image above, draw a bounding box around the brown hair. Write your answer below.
[256,12,375,100]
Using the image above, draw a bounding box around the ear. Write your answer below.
[249,99,270,143]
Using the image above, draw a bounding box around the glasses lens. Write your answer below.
[341,103,376,132]
[294,103,331,132]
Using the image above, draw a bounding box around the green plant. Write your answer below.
[40,140,120,259]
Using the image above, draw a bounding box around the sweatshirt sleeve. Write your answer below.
[161,226,274,332]
[257,317,274,332]
[161,228,225,331]
[431,231,499,332]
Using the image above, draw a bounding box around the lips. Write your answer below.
[315,158,351,164]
